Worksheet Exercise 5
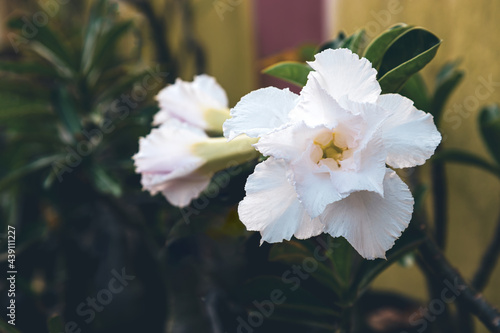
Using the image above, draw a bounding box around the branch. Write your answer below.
[418,237,500,332]
[472,211,500,292]
[432,153,448,249]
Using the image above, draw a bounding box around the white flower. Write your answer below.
[153,74,230,133]
[134,119,258,207]
[223,48,441,259]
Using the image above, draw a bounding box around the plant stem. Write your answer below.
[472,211,500,292]
[432,155,448,249]
[418,237,500,332]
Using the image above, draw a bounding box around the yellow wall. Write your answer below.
[328,0,500,331]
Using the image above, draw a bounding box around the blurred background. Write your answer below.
[0,0,499,332]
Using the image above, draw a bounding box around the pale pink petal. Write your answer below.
[320,169,414,260]
[153,75,228,127]
[238,158,323,243]
[377,94,442,168]
[161,174,212,208]
[307,48,381,105]
[223,87,298,140]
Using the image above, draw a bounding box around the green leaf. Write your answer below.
[363,23,412,70]
[399,73,430,112]
[329,237,354,288]
[47,315,65,333]
[90,165,123,197]
[0,92,52,120]
[269,240,343,295]
[316,31,346,53]
[431,61,464,122]
[0,154,65,192]
[340,29,366,54]
[479,104,500,165]
[0,61,58,77]
[0,318,21,333]
[377,28,442,93]
[262,61,312,87]
[432,148,500,178]
[52,85,81,137]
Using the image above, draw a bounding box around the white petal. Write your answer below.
[238,158,323,243]
[153,75,228,128]
[255,121,321,162]
[320,169,414,260]
[307,48,381,105]
[377,94,442,168]
[133,119,207,174]
[161,174,212,208]
[291,150,346,219]
[223,87,298,140]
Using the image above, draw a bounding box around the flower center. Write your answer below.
[314,132,348,168]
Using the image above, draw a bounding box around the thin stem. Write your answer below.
[432,155,448,249]
[472,211,500,292]
[418,237,500,332]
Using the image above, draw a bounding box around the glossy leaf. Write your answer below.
[363,23,412,70]
[479,104,500,164]
[262,61,312,87]
[377,28,441,93]
[431,61,464,122]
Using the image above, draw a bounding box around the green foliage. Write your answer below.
[261,61,312,87]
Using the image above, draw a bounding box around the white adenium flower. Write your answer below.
[223,48,441,259]
[153,74,230,133]
[134,119,258,207]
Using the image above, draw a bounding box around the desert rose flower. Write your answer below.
[224,48,441,259]
[134,119,259,207]
[153,74,230,134]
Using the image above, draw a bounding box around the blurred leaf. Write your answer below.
[354,226,425,293]
[96,71,150,104]
[269,241,343,295]
[399,73,430,112]
[378,28,441,93]
[262,61,312,87]
[30,41,75,79]
[340,29,366,54]
[479,104,500,164]
[431,61,464,122]
[298,44,317,62]
[0,92,52,120]
[47,315,65,333]
[0,318,21,333]
[90,165,123,197]
[0,61,58,77]
[316,31,346,53]
[363,23,412,70]
[0,154,65,192]
[330,237,354,289]
[52,86,81,136]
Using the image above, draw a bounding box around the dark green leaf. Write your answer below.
[479,104,500,164]
[363,23,412,70]
[47,315,65,333]
[340,29,367,54]
[262,61,312,87]
[399,73,430,112]
[0,318,21,333]
[316,31,346,53]
[431,61,464,123]
[90,165,123,197]
[0,92,52,120]
[0,61,58,76]
[378,28,442,93]
[0,154,65,192]
[52,85,81,136]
